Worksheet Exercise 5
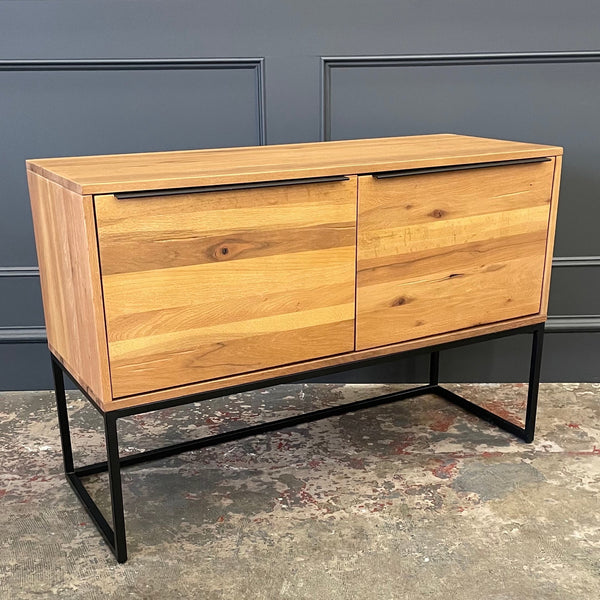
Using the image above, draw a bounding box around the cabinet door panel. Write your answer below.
[356,161,554,350]
[95,177,357,398]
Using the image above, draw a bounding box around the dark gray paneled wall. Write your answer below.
[0,61,264,266]
[0,1,598,389]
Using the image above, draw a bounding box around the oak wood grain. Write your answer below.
[95,183,355,275]
[95,178,357,398]
[27,171,111,407]
[26,134,562,411]
[356,161,554,350]
[540,156,563,315]
[27,134,562,195]
[106,313,546,411]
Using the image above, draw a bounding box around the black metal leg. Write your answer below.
[52,357,74,474]
[51,356,129,562]
[104,414,127,563]
[524,324,545,442]
[434,323,545,443]
[429,351,440,386]
[49,322,546,562]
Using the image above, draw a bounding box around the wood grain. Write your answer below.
[27,171,111,407]
[106,313,546,411]
[95,178,357,398]
[26,134,562,410]
[27,134,562,195]
[356,161,554,350]
[95,183,355,275]
[540,156,563,315]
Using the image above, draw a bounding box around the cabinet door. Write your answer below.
[95,177,357,398]
[356,160,555,351]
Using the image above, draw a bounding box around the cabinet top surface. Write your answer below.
[26,134,562,195]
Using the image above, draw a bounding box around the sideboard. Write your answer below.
[27,134,563,561]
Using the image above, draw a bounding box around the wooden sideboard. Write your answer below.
[27,134,563,561]
[28,134,562,410]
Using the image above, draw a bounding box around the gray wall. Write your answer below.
[0,1,598,390]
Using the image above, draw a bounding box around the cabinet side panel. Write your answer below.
[27,170,111,406]
[540,156,562,316]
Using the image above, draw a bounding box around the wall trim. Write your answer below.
[0,57,267,347]
[320,50,600,141]
[0,266,39,277]
[0,57,267,145]
[552,256,600,267]
[1,256,596,281]
[0,317,596,345]
[320,51,600,334]
[0,254,598,336]
[3,50,599,340]
[545,316,600,333]
[0,326,46,343]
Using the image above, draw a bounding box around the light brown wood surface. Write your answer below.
[540,156,563,315]
[107,313,546,411]
[95,177,357,398]
[27,171,111,407]
[356,160,555,350]
[27,134,562,195]
[26,134,563,410]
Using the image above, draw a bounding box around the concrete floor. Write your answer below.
[1,382,599,599]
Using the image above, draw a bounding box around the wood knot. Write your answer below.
[213,243,234,260]
[393,296,409,307]
[430,209,446,219]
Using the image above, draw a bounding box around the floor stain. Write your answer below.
[1,382,599,599]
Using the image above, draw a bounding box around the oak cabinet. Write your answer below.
[27,134,562,411]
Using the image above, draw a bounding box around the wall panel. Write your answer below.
[0,1,598,386]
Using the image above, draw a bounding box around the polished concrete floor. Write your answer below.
[1,382,599,599]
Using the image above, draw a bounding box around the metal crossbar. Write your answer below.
[51,322,545,563]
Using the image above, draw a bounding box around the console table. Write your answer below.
[27,134,562,561]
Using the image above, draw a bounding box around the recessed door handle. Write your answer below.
[114,175,350,199]
[372,157,551,179]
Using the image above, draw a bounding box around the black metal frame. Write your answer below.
[51,322,544,563]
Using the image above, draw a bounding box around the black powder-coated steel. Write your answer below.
[51,322,545,562]
[104,413,127,562]
[429,351,440,386]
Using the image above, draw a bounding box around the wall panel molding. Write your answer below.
[320,51,600,334]
[0,326,46,343]
[0,267,39,277]
[1,264,598,343]
[545,316,600,333]
[320,50,600,142]
[552,256,600,267]
[4,256,599,281]
[0,57,267,144]
[2,316,597,346]
[0,57,267,347]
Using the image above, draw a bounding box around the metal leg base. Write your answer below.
[430,323,544,443]
[53,359,128,562]
[51,323,545,562]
